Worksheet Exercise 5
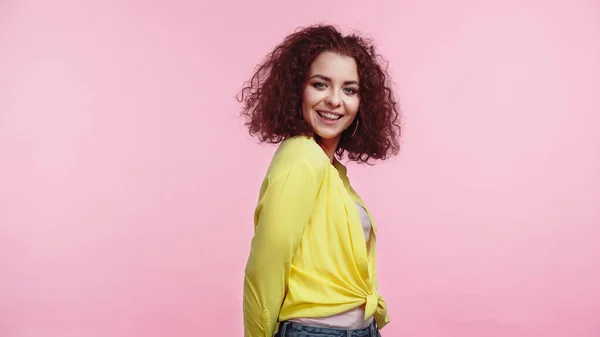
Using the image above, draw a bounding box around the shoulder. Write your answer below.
[266,135,329,179]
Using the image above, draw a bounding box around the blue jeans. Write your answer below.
[275,320,381,337]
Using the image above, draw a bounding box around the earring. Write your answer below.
[349,119,359,138]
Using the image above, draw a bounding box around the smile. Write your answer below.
[317,110,343,121]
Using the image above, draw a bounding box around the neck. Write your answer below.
[318,137,340,164]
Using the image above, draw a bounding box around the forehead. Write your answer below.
[309,51,358,81]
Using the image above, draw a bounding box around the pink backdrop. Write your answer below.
[1,0,599,336]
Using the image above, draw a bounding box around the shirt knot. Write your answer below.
[364,292,379,320]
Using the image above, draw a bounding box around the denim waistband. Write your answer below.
[276,320,379,337]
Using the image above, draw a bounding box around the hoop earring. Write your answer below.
[349,118,359,138]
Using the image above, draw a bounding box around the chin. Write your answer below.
[313,129,344,142]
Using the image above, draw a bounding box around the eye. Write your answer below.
[312,82,327,89]
[344,87,358,95]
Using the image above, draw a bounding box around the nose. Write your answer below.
[324,91,341,108]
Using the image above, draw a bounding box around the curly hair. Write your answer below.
[237,24,401,164]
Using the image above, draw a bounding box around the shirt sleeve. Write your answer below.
[243,159,324,337]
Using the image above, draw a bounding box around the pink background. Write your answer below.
[1,0,599,336]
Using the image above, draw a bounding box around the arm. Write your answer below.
[243,159,323,337]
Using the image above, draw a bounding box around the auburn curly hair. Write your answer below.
[237,24,401,164]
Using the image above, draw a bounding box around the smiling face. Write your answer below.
[301,51,360,151]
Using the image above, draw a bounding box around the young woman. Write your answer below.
[238,24,401,337]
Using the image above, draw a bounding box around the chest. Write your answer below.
[309,168,375,246]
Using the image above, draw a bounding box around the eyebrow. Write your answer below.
[309,74,359,86]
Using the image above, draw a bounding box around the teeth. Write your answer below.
[318,111,341,120]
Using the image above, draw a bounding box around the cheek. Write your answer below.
[302,89,320,107]
[347,99,360,118]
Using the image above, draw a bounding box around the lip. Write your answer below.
[315,109,344,125]
[316,110,343,117]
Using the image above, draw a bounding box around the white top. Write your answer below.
[355,200,372,242]
[288,201,374,329]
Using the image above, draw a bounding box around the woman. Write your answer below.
[238,24,401,337]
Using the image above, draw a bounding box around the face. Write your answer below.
[301,51,360,148]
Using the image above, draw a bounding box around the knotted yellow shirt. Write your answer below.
[243,135,390,337]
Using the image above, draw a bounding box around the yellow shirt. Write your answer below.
[243,135,390,337]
